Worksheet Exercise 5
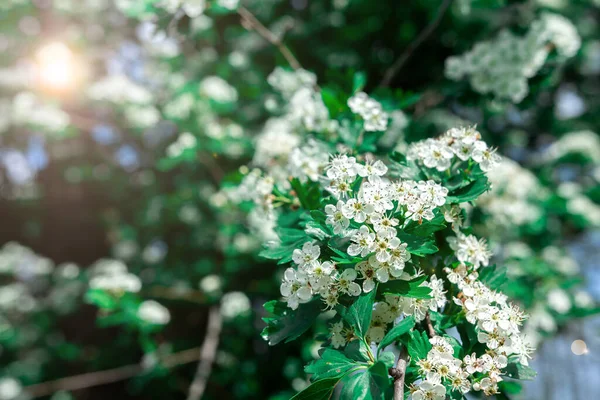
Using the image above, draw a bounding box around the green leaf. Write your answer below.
[85,289,119,310]
[353,71,367,93]
[321,88,345,118]
[404,212,446,236]
[261,300,322,345]
[339,361,389,400]
[377,351,396,369]
[407,330,431,361]
[499,381,523,394]
[344,339,372,363]
[504,363,537,381]
[380,276,431,299]
[478,265,507,290]
[305,349,357,381]
[378,316,416,350]
[446,177,491,203]
[341,286,377,338]
[290,377,340,400]
[396,232,438,256]
[291,178,322,210]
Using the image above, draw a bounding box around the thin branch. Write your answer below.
[186,306,223,400]
[424,312,436,338]
[237,6,302,70]
[24,346,203,398]
[379,0,453,87]
[389,347,409,400]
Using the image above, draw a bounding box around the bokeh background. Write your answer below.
[0,1,599,399]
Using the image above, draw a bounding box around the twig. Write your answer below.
[186,306,223,400]
[379,0,453,87]
[198,152,225,184]
[145,286,207,304]
[424,312,436,338]
[24,346,203,398]
[237,6,302,70]
[389,347,409,400]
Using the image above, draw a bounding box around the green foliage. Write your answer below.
[262,300,322,345]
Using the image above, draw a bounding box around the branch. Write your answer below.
[389,347,409,400]
[186,306,223,400]
[24,346,203,398]
[379,0,453,87]
[424,312,436,338]
[237,6,302,70]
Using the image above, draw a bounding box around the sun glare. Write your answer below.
[35,42,78,93]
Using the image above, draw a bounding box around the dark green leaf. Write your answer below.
[341,286,377,338]
[380,276,431,299]
[290,377,340,400]
[407,330,431,361]
[396,232,438,256]
[261,300,322,345]
[504,363,537,381]
[378,316,416,350]
[446,177,491,203]
[478,265,507,290]
[305,349,357,381]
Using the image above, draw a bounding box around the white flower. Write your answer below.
[138,300,171,325]
[471,141,500,171]
[280,268,312,309]
[373,231,401,263]
[292,242,321,269]
[347,225,376,257]
[335,269,362,296]
[342,198,374,223]
[422,140,453,171]
[325,201,350,234]
[447,234,491,269]
[221,291,251,319]
[412,380,446,400]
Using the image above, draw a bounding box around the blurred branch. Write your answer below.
[145,285,207,304]
[379,0,453,87]
[24,346,204,398]
[237,6,302,70]
[389,347,409,400]
[186,306,223,400]
[424,312,436,338]
[198,152,225,184]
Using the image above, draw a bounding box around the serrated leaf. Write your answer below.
[377,351,396,369]
[261,300,322,345]
[407,330,431,361]
[478,265,507,290]
[290,377,340,400]
[378,316,416,350]
[305,349,357,381]
[344,339,372,363]
[504,363,537,381]
[380,276,431,299]
[341,286,377,338]
[339,361,389,400]
[404,212,446,236]
[446,177,490,203]
[396,232,438,256]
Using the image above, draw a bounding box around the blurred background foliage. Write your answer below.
[0,0,599,399]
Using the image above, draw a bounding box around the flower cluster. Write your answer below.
[407,126,500,172]
[443,265,532,389]
[280,155,450,310]
[88,259,142,293]
[478,157,545,227]
[348,92,389,131]
[411,335,510,398]
[444,13,580,102]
